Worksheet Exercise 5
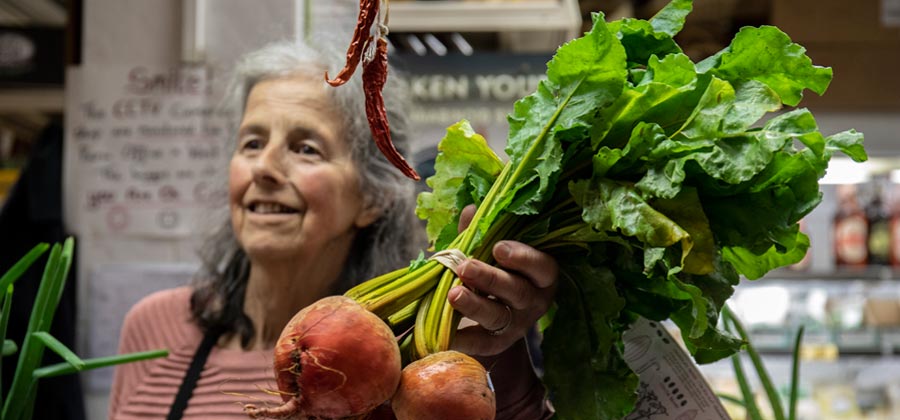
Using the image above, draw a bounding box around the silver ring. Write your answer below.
[488,305,513,336]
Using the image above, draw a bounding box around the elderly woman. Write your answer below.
[109,38,556,420]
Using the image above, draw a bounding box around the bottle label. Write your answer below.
[869,220,891,261]
[835,215,867,265]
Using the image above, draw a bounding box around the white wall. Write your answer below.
[79,2,184,417]
[83,0,182,66]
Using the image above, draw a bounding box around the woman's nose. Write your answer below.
[251,145,287,186]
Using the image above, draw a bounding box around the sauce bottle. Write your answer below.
[833,184,868,269]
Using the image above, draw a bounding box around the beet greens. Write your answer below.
[347,0,866,417]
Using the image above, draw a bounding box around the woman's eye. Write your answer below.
[291,142,321,156]
[241,138,263,150]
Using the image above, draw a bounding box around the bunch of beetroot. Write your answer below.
[243,296,495,420]
[243,0,870,417]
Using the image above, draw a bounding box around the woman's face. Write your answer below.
[229,75,380,262]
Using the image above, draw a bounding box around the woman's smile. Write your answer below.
[245,199,302,222]
[248,202,299,215]
[243,202,301,225]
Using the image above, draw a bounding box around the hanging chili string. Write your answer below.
[324,0,379,87]
[363,37,419,180]
[326,0,420,181]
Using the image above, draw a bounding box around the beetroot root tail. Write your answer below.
[243,397,301,419]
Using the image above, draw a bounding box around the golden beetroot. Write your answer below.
[391,350,496,420]
[244,296,401,419]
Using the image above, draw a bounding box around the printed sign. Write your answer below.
[397,53,549,126]
[64,65,231,238]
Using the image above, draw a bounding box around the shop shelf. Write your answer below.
[388,0,582,52]
[763,265,900,282]
[0,89,63,112]
[388,0,581,34]
[746,327,900,356]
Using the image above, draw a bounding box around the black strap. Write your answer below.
[167,329,223,420]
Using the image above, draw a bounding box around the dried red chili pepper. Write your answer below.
[363,37,420,181]
[324,0,380,87]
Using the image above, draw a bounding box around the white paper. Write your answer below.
[64,65,231,238]
[83,262,198,391]
[621,318,730,420]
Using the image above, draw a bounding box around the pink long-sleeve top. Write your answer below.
[108,287,277,420]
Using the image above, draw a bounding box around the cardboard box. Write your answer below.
[772,0,900,44]
[864,297,900,327]
[796,42,900,110]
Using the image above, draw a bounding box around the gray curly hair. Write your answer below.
[190,37,424,347]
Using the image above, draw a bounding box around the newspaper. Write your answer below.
[621,318,731,420]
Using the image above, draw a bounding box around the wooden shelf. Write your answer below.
[0,88,64,113]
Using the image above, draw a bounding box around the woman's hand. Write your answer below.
[447,205,559,356]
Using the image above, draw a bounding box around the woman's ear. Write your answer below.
[354,198,383,229]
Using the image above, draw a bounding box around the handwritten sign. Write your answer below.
[64,65,231,237]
